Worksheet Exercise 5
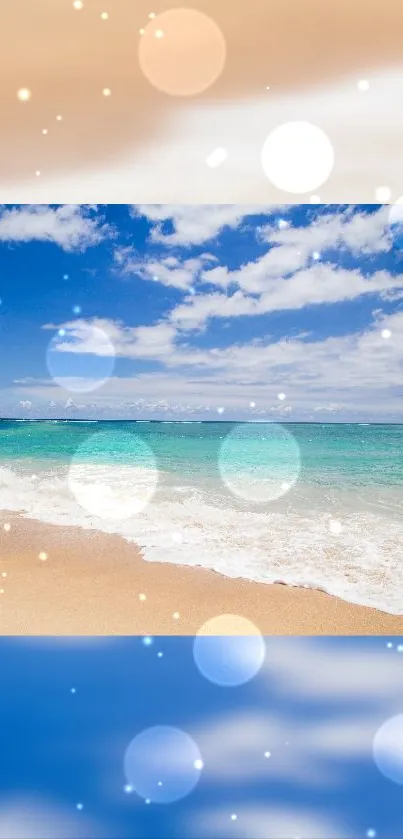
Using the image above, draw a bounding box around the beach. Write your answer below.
[1,513,402,636]
[1,420,403,626]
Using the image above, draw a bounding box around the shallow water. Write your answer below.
[1,420,402,614]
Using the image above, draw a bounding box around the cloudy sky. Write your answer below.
[2,0,403,203]
[3,202,403,422]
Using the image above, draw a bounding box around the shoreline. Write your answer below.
[0,513,402,635]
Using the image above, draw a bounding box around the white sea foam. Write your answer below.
[0,464,402,614]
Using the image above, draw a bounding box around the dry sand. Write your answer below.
[0,514,402,636]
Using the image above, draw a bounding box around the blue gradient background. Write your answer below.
[1,636,403,838]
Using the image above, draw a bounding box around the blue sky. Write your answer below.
[2,203,403,421]
[1,636,403,839]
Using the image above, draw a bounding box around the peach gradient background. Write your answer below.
[1,0,403,201]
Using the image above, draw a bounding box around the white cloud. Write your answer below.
[258,204,391,256]
[167,262,403,332]
[18,304,403,419]
[185,805,348,839]
[0,797,104,839]
[0,205,109,251]
[131,204,287,247]
[184,640,403,797]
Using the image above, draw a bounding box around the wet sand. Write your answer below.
[0,514,402,635]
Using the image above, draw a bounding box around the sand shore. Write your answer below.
[0,513,402,635]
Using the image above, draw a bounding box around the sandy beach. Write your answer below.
[0,513,402,635]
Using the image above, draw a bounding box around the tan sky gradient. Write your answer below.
[1,0,403,200]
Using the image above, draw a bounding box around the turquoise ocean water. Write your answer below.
[1,419,402,613]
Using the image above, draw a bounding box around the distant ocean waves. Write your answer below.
[0,461,402,614]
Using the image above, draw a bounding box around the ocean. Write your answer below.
[0,419,402,614]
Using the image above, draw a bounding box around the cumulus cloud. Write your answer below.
[131,204,288,247]
[0,205,110,251]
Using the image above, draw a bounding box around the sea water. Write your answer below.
[0,420,402,614]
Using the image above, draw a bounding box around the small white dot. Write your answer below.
[172,612,180,620]
[1,573,7,579]
[145,798,151,804]
[35,170,41,177]
[102,88,112,97]
[73,0,83,8]
[217,406,225,414]
[0,590,4,595]
[56,114,63,121]
[194,759,204,770]
[375,186,391,202]
[381,328,391,339]
[277,393,286,401]
[100,11,109,20]
[76,803,83,811]
[367,830,376,839]
[357,79,370,92]
[155,28,164,38]
[264,750,271,758]
[148,11,156,18]
[139,592,146,601]
[329,519,342,534]
[38,551,48,561]
[157,651,163,658]
[386,642,393,648]
[139,28,145,34]
[42,128,48,135]
[312,251,321,260]
[3,523,11,532]
[70,687,76,694]
[397,644,403,653]
[265,85,270,90]
[17,87,31,102]
[230,814,238,821]
[249,401,256,408]
[124,784,133,793]
[157,781,162,787]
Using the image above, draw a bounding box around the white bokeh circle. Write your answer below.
[373,714,403,784]
[46,324,115,394]
[68,430,158,520]
[138,8,226,97]
[388,198,403,249]
[261,121,334,194]
[218,423,301,504]
[124,726,203,803]
[193,614,266,687]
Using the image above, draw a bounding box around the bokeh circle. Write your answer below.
[138,8,226,97]
[124,726,203,803]
[373,714,403,784]
[261,121,334,194]
[218,422,301,504]
[193,615,266,687]
[46,324,115,393]
[68,430,158,520]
